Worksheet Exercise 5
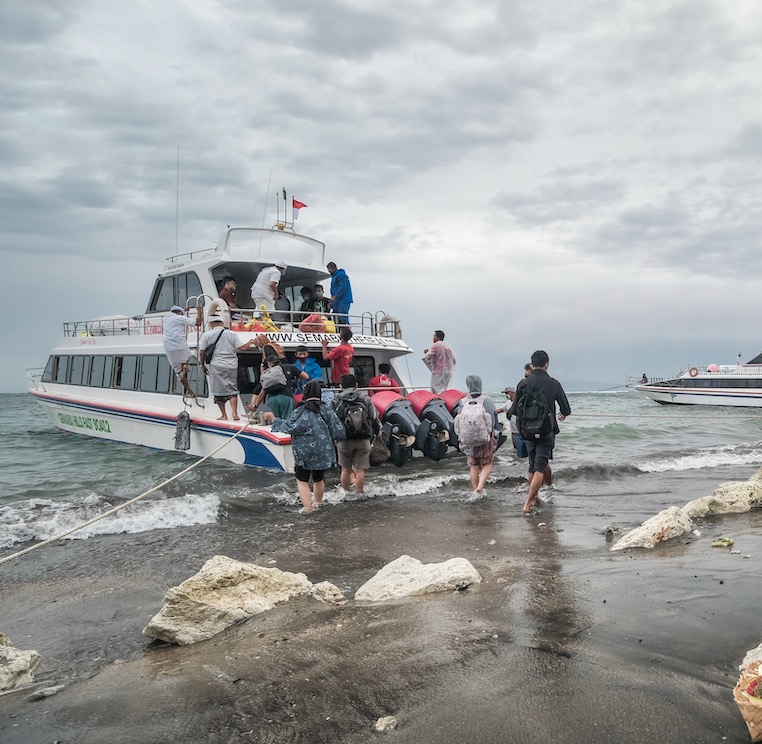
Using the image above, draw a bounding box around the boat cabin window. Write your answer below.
[69,355,91,386]
[40,353,207,396]
[350,355,375,389]
[114,355,139,390]
[148,272,203,314]
[53,356,69,384]
[42,356,61,384]
[140,355,173,394]
[89,356,114,387]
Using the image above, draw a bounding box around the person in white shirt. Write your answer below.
[162,305,201,397]
[250,261,287,312]
[198,316,257,420]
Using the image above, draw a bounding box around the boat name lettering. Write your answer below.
[57,412,112,433]
[79,338,97,345]
[261,332,406,348]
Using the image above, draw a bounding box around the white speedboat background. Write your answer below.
[628,353,762,407]
[27,225,418,472]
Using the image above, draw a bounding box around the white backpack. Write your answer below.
[454,396,492,448]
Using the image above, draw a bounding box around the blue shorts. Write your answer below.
[512,433,528,458]
[526,434,554,474]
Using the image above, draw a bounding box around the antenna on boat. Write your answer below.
[260,170,272,228]
[175,146,180,255]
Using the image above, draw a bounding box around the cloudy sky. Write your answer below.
[3,0,762,393]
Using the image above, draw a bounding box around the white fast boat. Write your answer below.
[629,354,762,407]
[27,225,414,472]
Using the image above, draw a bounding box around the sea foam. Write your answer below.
[0,492,219,548]
[639,444,762,473]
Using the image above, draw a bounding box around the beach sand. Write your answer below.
[1,493,761,744]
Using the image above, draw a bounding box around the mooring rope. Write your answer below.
[0,419,252,566]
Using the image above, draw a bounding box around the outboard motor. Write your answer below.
[437,389,468,449]
[406,390,453,462]
[371,391,420,467]
[175,411,191,451]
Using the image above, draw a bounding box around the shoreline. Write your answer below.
[2,484,762,743]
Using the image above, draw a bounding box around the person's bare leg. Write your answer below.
[340,467,353,491]
[216,401,227,419]
[180,365,196,397]
[313,479,325,506]
[523,471,545,513]
[354,469,366,494]
[543,464,553,486]
[229,397,240,421]
[476,462,493,492]
[469,465,480,491]
[296,480,313,514]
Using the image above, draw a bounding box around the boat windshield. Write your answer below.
[221,228,325,267]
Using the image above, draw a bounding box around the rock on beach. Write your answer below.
[611,469,762,551]
[0,632,41,691]
[142,554,344,645]
[354,554,482,601]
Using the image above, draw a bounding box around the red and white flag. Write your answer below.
[292,198,307,220]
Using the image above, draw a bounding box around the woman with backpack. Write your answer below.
[263,381,346,515]
[455,375,499,498]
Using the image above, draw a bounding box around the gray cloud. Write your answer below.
[4,0,762,391]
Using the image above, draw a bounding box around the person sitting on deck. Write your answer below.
[293,345,325,395]
[367,363,400,396]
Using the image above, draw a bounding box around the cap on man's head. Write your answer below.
[275,260,288,269]
[266,354,280,365]
[170,305,184,313]
[503,387,515,394]
[340,373,357,389]
[208,315,224,324]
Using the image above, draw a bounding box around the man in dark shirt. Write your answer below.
[508,349,571,514]
[310,284,332,314]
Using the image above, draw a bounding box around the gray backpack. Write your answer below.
[260,365,287,391]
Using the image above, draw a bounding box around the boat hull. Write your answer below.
[634,384,762,407]
[30,388,295,472]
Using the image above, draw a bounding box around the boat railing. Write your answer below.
[163,248,218,266]
[63,316,152,337]
[223,306,403,339]
[625,374,672,387]
[26,368,45,390]
[62,308,404,340]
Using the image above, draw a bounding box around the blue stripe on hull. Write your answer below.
[30,392,288,471]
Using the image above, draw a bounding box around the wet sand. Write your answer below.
[1,493,761,744]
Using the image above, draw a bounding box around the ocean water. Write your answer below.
[3,390,762,551]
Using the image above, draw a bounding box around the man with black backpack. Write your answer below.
[332,373,378,495]
[508,350,571,515]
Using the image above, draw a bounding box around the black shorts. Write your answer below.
[526,434,554,474]
[294,465,325,483]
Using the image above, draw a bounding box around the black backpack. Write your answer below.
[339,398,373,440]
[516,385,552,440]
